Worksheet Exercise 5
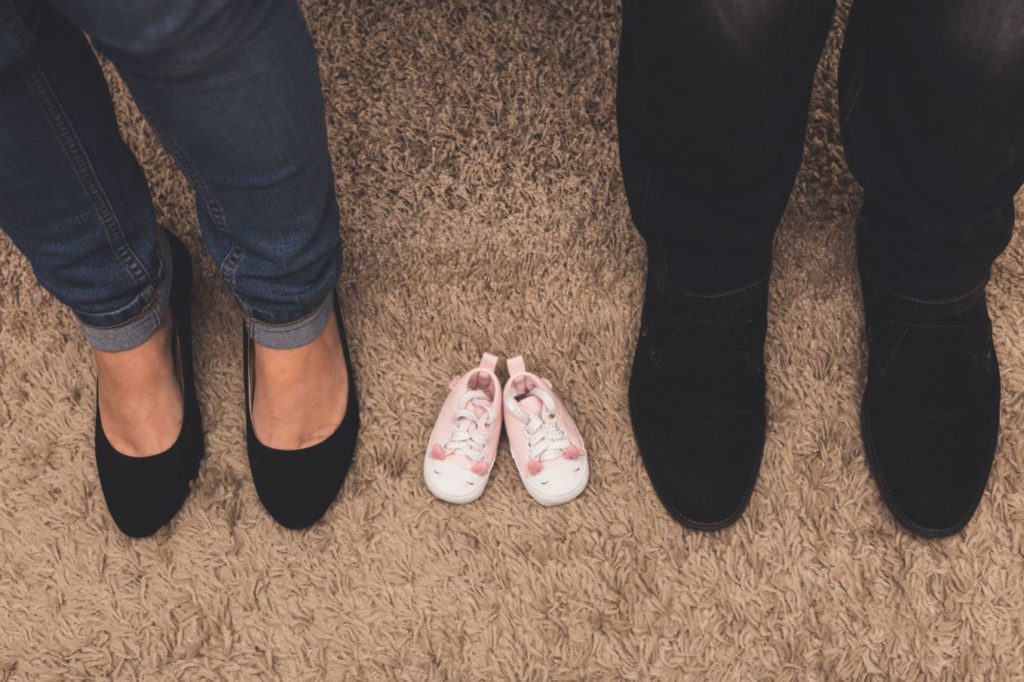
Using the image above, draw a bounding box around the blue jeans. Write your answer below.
[0,0,340,351]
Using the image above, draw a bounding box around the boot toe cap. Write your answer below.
[864,400,997,538]
[631,405,764,530]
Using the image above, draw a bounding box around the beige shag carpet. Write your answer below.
[2,1,1024,679]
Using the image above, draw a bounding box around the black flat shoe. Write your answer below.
[860,269,999,538]
[629,272,768,531]
[94,229,205,538]
[244,292,359,530]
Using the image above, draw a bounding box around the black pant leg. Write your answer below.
[841,0,1024,299]
[617,0,836,293]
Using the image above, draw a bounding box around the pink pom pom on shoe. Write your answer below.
[424,353,503,504]
[501,356,590,505]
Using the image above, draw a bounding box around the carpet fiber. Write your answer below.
[2,1,1023,678]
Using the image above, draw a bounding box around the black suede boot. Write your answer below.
[629,272,768,530]
[860,268,999,538]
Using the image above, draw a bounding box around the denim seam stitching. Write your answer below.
[221,246,245,291]
[0,0,33,53]
[840,0,870,126]
[20,59,151,287]
[127,95,246,292]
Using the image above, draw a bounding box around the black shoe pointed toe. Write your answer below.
[244,293,359,530]
[629,273,768,531]
[860,272,999,538]
[95,229,205,538]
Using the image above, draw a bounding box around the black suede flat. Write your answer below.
[94,229,205,538]
[244,292,359,530]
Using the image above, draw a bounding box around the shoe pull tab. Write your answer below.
[479,352,499,374]
[506,355,526,377]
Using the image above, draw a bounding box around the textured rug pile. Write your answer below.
[2,1,1023,678]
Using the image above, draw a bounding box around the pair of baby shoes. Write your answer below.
[423,353,589,506]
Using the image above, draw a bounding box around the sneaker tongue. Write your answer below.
[468,402,490,423]
[518,395,544,416]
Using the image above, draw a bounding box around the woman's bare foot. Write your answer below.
[251,311,349,450]
[94,310,183,456]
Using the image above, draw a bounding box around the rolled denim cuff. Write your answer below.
[245,290,333,350]
[78,230,172,352]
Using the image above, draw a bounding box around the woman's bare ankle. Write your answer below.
[251,312,348,450]
[94,310,183,456]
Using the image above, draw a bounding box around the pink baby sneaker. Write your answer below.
[503,356,589,506]
[424,353,503,504]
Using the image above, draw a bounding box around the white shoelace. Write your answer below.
[505,386,571,463]
[444,389,496,462]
